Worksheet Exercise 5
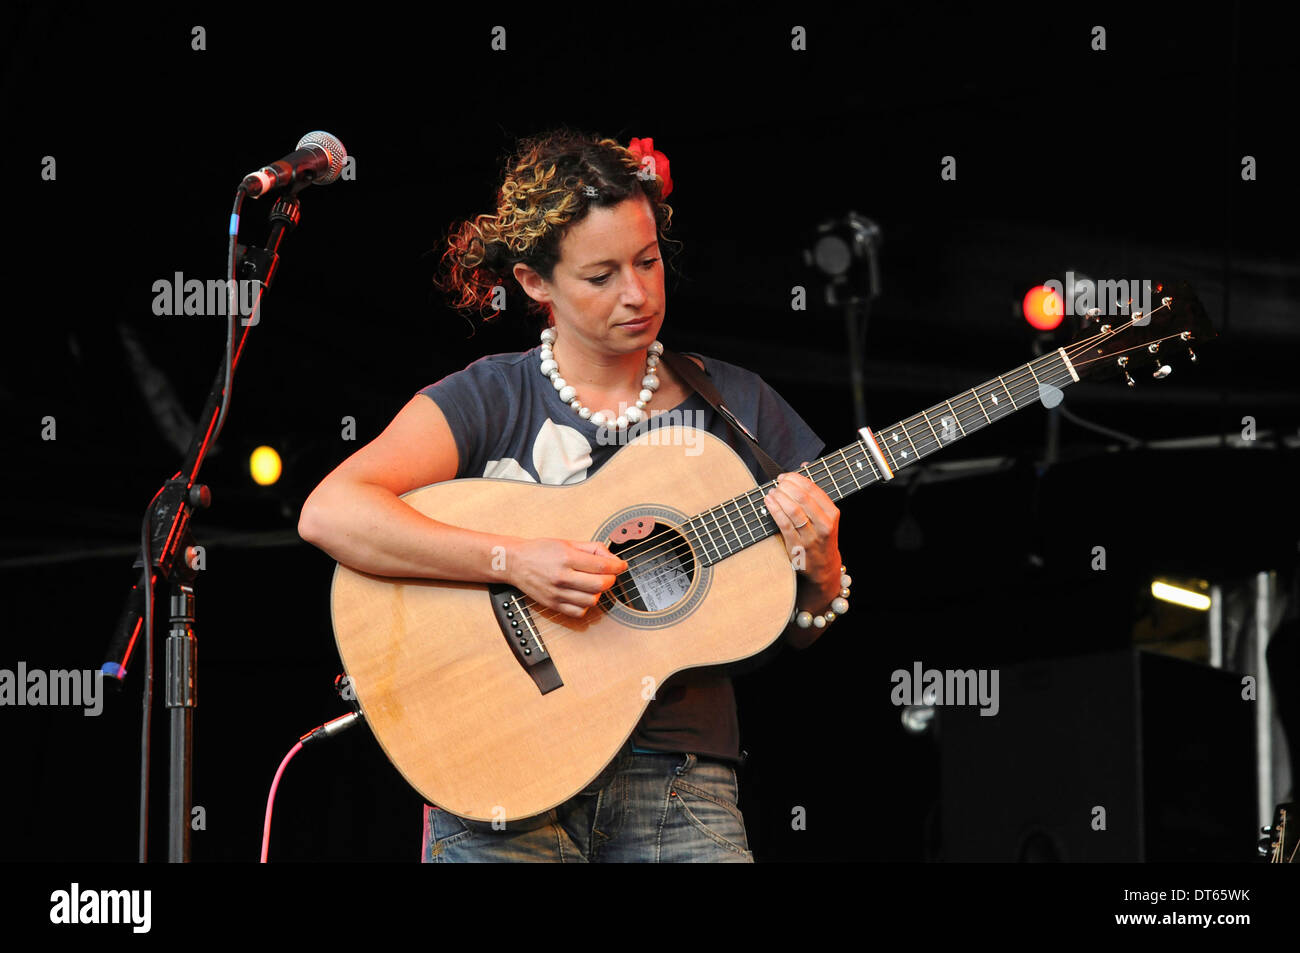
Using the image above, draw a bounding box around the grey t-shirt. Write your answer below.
[417,345,824,763]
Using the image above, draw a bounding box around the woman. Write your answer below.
[298,128,849,862]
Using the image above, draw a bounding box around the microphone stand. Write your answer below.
[834,229,881,432]
[103,186,305,862]
[843,297,872,432]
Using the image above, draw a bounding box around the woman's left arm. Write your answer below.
[764,465,846,651]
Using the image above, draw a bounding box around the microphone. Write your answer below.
[241,131,347,198]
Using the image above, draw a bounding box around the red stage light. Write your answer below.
[1022,285,1064,331]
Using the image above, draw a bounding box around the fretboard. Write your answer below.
[682,348,1079,566]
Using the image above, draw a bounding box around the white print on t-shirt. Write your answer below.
[482,418,593,485]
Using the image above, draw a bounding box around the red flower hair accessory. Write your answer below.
[627,137,673,199]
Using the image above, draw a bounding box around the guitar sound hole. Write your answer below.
[605,522,695,613]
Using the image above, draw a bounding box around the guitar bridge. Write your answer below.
[488,584,563,695]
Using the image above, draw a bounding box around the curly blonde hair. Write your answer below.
[435,127,679,323]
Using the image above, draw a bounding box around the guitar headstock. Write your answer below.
[1065,280,1216,387]
[1261,801,1298,863]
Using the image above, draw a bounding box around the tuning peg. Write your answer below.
[1118,355,1135,387]
[1180,330,1197,362]
[1147,342,1172,378]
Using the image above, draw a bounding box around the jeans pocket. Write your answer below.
[669,773,750,855]
[424,806,471,860]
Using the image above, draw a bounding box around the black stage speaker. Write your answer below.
[939,649,1257,861]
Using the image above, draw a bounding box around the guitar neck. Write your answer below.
[682,347,1081,566]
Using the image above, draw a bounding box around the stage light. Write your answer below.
[803,212,882,308]
[250,445,282,486]
[1022,285,1064,331]
[802,212,882,431]
[1151,579,1212,611]
[901,704,935,735]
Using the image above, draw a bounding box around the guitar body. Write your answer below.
[330,426,797,822]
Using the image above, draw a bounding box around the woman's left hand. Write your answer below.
[764,463,842,605]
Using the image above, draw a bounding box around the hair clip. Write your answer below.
[583,185,598,198]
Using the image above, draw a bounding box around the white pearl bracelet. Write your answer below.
[794,565,851,629]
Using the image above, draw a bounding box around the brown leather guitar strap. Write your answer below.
[661,348,784,481]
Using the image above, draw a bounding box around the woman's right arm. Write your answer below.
[297,395,625,617]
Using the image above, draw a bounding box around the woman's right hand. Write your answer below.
[507,538,628,618]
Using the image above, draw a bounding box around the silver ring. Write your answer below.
[794,519,808,529]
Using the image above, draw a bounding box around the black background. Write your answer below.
[1,1,1296,872]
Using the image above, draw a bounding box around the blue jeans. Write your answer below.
[420,743,754,862]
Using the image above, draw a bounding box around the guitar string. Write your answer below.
[513,318,1174,637]
[535,318,1192,622]
[554,316,1173,610]
[593,355,1080,610]
[509,312,1185,641]
[513,352,1165,646]
[514,365,1082,645]
[591,315,1193,590]
[512,361,1075,644]
[589,310,1183,586]
[597,327,1125,584]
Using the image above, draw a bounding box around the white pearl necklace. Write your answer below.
[538,327,662,429]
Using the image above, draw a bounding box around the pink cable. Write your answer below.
[261,740,304,863]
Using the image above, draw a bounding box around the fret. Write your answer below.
[839,446,864,490]
[1025,361,1041,386]
[971,387,991,424]
[877,432,900,472]
[896,422,921,463]
[943,398,968,437]
[739,493,761,544]
[919,409,944,449]
[979,381,1011,421]
[851,443,875,480]
[719,502,743,554]
[996,374,1018,408]
[695,513,721,564]
[1024,356,1066,403]
[709,505,736,557]
[682,523,705,567]
[819,457,842,499]
[747,488,768,537]
[698,507,720,559]
[1041,353,1068,387]
[686,517,710,565]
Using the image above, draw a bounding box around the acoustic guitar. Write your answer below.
[330,281,1212,821]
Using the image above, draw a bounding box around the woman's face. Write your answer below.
[514,194,665,354]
